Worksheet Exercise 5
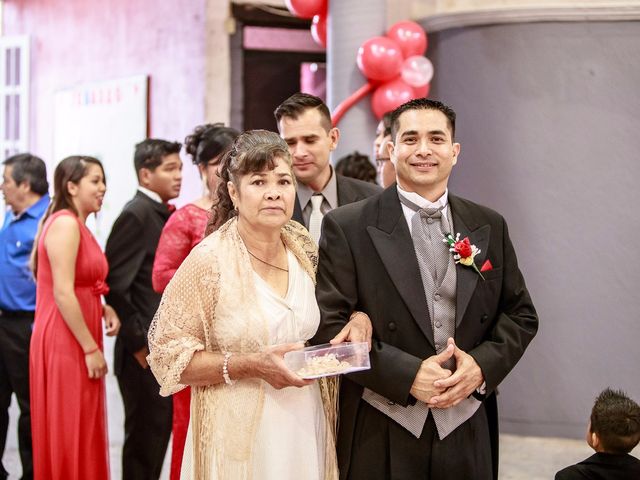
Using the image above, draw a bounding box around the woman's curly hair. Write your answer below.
[205,130,294,235]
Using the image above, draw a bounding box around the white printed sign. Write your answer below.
[53,75,148,245]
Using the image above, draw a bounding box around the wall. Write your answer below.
[3,0,211,206]
[6,0,639,441]
[412,0,640,17]
[427,20,640,438]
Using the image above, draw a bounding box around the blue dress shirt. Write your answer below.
[0,194,50,311]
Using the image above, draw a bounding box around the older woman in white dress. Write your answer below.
[147,130,370,480]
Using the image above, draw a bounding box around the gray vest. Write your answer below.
[362,194,481,439]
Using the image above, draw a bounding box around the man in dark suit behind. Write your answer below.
[274,93,380,243]
[556,388,640,480]
[106,139,183,479]
[312,98,539,479]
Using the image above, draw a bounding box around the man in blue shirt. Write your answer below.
[0,153,49,480]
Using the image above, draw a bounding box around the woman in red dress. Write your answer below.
[30,156,120,479]
[152,123,238,479]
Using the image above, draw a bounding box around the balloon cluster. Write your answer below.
[333,21,433,126]
[358,21,432,119]
[285,0,328,48]
[284,3,433,126]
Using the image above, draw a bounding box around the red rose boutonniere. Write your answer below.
[443,233,485,280]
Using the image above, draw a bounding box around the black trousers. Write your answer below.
[347,400,493,480]
[0,313,33,480]
[118,351,172,480]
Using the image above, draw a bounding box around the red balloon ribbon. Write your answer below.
[332,81,376,127]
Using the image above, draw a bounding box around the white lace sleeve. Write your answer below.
[148,244,219,396]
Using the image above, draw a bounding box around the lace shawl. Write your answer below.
[148,217,337,479]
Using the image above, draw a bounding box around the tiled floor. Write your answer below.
[3,336,638,479]
[7,400,639,479]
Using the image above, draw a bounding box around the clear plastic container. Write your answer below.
[284,342,371,379]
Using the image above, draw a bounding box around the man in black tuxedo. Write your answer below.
[556,388,640,480]
[106,139,182,479]
[274,93,380,242]
[312,98,538,479]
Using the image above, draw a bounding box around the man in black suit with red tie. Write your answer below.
[312,98,538,479]
[106,139,182,479]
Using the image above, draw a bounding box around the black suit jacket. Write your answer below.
[312,186,538,479]
[105,191,172,375]
[292,173,381,226]
[555,453,640,480]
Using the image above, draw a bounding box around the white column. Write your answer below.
[328,0,386,161]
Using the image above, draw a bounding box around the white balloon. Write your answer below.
[400,55,434,87]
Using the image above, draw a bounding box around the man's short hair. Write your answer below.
[134,139,182,177]
[274,92,332,132]
[3,153,49,195]
[590,388,640,454]
[335,151,376,184]
[381,111,393,137]
[389,98,456,141]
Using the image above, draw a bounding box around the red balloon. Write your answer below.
[357,36,403,82]
[387,21,428,58]
[285,0,327,19]
[371,78,414,119]
[412,82,431,99]
[311,14,327,48]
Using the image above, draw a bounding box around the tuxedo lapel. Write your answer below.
[134,190,173,221]
[367,187,435,347]
[449,195,491,327]
[292,194,304,225]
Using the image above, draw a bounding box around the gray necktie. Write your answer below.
[308,194,324,244]
[412,206,451,287]
[398,196,452,285]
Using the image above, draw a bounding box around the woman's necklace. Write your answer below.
[238,223,289,273]
[246,248,289,273]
